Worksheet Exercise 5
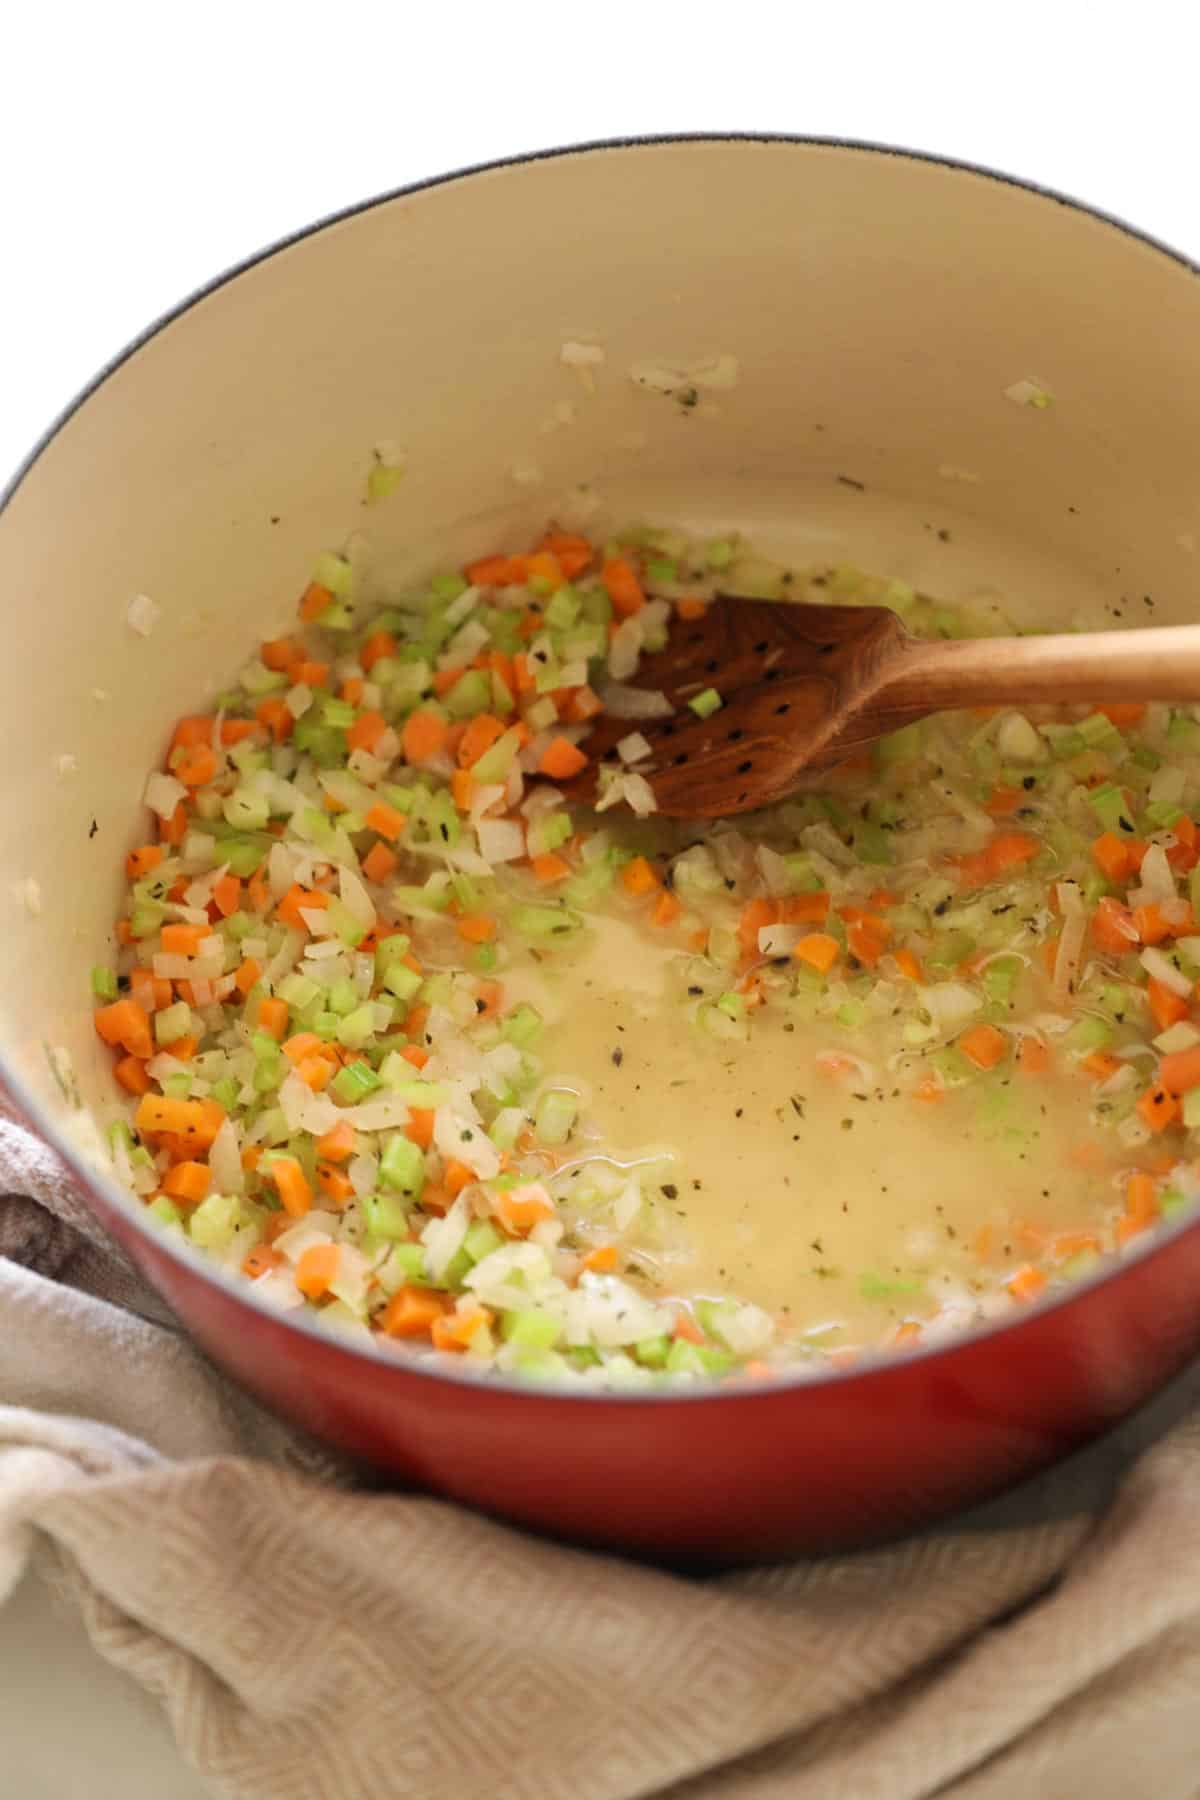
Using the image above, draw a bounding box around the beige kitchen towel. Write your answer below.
[2,1112,1200,1800]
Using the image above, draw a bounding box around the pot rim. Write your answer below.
[5,129,1199,1408]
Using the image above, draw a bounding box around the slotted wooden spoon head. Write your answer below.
[563,597,913,819]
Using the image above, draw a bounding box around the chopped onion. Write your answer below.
[476,818,526,863]
[1141,946,1193,997]
[597,683,673,721]
[616,731,652,765]
[758,922,803,956]
[144,771,188,821]
[338,863,376,932]
[1135,843,1176,906]
[208,1117,244,1195]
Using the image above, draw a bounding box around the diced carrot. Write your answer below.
[450,769,475,812]
[465,554,526,588]
[114,1055,152,1095]
[380,1284,449,1337]
[94,998,154,1059]
[1096,702,1146,728]
[170,715,218,752]
[220,719,259,746]
[160,921,210,956]
[234,957,262,997]
[675,598,709,621]
[847,914,892,968]
[430,1306,493,1352]
[893,947,923,982]
[1147,977,1190,1032]
[457,913,497,944]
[531,852,570,885]
[242,1245,282,1279]
[172,744,219,788]
[163,1161,212,1206]
[525,549,565,592]
[1080,1050,1122,1082]
[341,676,365,707]
[1133,903,1171,946]
[914,1075,944,1104]
[1092,896,1140,954]
[355,632,396,676]
[261,637,301,673]
[601,556,645,617]
[295,1056,332,1092]
[793,933,840,974]
[780,892,831,926]
[989,831,1040,875]
[457,713,506,769]
[295,1242,341,1299]
[958,1023,1008,1070]
[363,800,405,842]
[405,1003,430,1044]
[400,1045,429,1070]
[1067,1141,1107,1172]
[581,1244,618,1273]
[539,736,588,780]
[1017,1035,1051,1075]
[652,890,682,927]
[672,1310,706,1345]
[737,897,778,956]
[1092,831,1136,884]
[362,841,399,884]
[443,1159,476,1198]
[346,710,388,754]
[159,802,189,846]
[212,873,241,918]
[256,996,289,1041]
[314,1121,356,1165]
[299,581,334,622]
[986,785,1023,817]
[1158,1044,1200,1094]
[404,1108,435,1149]
[247,873,270,914]
[276,885,330,931]
[168,1036,197,1062]
[255,697,293,741]
[125,844,164,880]
[1137,1085,1181,1132]
[242,1145,263,1174]
[316,1164,355,1207]
[267,1155,314,1218]
[401,709,448,765]
[536,531,593,579]
[128,968,172,1013]
[134,1094,226,1150]
[1007,1265,1048,1303]
[492,1182,556,1236]
[621,855,661,897]
[956,849,995,892]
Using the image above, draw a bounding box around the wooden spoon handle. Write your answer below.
[882,624,1200,714]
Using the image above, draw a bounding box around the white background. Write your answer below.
[2,6,1198,1795]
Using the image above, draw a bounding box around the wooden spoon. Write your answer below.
[562,597,1200,820]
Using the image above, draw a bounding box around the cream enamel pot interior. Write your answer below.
[4,136,1200,1562]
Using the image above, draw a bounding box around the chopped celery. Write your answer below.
[859,1271,925,1300]
[381,961,422,1003]
[1183,1090,1200,1130]
[91,965,118,1000]
[336,1003,377,1050]
[444,669,491,718]
[501,1004,543,1049]
[313,550,353,597]
[510,903,581,939]
[379,1135,425,1197]
[852,819,893,865]
[363,1191,410,1240]
[189,1192,246,1252]
[148,1195,183,1228]
[1088,784,1136,833]
[689,687,723,719]
[464,1219,505,1263]
[535,1090,577,1145]
[1063,1016,1113,1057]
[501,1308,562,1350]
[332,1061,381,1103]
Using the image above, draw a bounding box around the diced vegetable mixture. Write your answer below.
[92,524,1200,1386]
